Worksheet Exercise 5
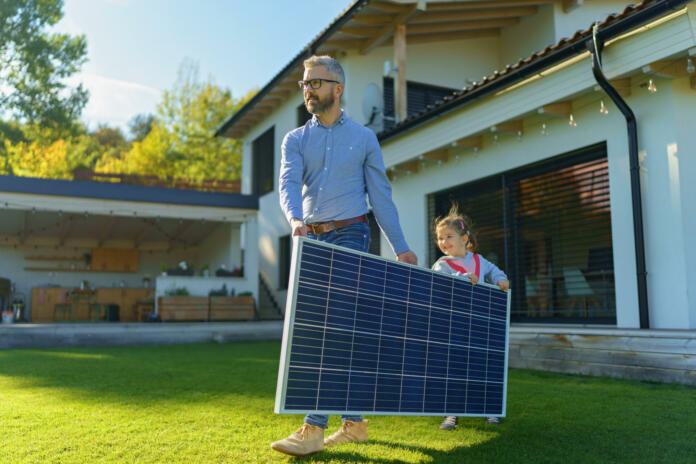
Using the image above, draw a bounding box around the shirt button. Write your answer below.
[327,147,331,150]
[324,167,327,171]
[319,187,323,191]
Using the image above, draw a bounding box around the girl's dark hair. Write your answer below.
[434,204,478,252]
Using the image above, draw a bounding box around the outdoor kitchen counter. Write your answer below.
[31,287,154,322]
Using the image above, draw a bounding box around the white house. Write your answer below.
[218,0,696,385]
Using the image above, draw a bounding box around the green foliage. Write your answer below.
[97,61,254,182]
[0,0,88,128]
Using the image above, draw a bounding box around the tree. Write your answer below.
[127,113,155,142]
[0,0,88,128]
[97,61,255,183]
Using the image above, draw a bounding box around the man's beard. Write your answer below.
[305,92,336,115]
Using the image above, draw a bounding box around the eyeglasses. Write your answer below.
[297,78,340,90]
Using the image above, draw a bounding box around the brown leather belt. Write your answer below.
[306,214,368,235]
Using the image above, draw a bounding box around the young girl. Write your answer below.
[432,206,509,430]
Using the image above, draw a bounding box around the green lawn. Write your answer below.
[0,342,694,463]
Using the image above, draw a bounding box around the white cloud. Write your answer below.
[65,72,161,133]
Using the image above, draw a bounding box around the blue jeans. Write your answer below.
[304,221,370,429]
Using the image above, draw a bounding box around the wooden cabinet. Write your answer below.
[31,288,71,322]
[91,248,139,272]
[31,287,153,322]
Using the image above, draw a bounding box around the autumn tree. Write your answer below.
[98,61,254,183]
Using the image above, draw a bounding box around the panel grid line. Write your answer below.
[314,246,334,411]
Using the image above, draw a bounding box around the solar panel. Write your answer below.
[275,237,511,417]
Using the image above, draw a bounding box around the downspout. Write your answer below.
[588,24,650,329]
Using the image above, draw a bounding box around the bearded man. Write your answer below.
[272,55,418,457]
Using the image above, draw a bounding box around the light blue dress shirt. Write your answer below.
[279,112,409,255]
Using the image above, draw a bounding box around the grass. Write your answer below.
[0,342,694,464]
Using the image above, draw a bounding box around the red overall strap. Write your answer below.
[444,254,480,278]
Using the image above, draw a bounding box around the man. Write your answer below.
[271,55,418,457]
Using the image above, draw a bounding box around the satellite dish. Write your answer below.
[362,83,383,128]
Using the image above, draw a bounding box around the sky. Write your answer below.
[54,0,352,134]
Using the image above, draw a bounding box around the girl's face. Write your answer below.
[436,225,469,258]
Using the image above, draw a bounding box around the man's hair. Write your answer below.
[303,55,345,85]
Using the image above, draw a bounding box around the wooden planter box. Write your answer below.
[158,296,209,321]
[209,296,255,321]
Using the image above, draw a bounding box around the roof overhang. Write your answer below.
[0,175,259,251]
[216,0,559,139]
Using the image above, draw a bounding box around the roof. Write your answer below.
[0,175,259,211]
[216,0,566,139]
[377,0,694,142]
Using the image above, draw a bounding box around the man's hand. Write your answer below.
[290,218,307,237]
[396,250,418,265]
[497,279,510,292]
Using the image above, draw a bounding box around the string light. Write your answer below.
[517,131,523,141]
[493,134,499,144]
[541,123,548,136]
[648,79,657,93]
[569,114,577,127]
[687,58,695,74]
[600,100,609,115]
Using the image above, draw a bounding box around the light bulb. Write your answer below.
[541,123,548,135]
[687,58,695,74]
[493,134,499,144]
[569,114,577,127]
[600,100,608,115]
[648,79,657,93]
[517,130,522,141]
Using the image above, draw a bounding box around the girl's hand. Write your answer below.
[497,279,509,292]
[468,273,479,285]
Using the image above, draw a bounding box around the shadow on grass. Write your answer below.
[0,341,281,404]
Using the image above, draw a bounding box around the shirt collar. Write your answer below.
[311,110,346,128]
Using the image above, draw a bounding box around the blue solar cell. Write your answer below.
[276,237,510,417]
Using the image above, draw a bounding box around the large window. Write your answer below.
[252,126,274,196]
[383,77,458,129]
[430,143,615,324]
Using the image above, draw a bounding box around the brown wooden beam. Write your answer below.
[325,38,369,50]
[410,6,538,23]
[562,0,583,13]
[406,29,500,44]
[642,58,691,79]
[351,13,394,25]
[491,120,523,135]
[420,148,450,164]
[369,1,412,13]
[340,25,381,37]
[453,135,483,150]
[406,18,519,34]
[426,1,553,9]
[537,101,572,118]
[360,5,419,55]
[394,23,407,122]
[393,160,420,174]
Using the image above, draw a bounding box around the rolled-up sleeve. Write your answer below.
[363,131,409,255]
[279,131,304,223]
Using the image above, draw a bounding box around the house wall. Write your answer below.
[240,3,696,328]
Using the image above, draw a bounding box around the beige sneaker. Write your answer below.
[270,423,324,456]
[324,419,369,447]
